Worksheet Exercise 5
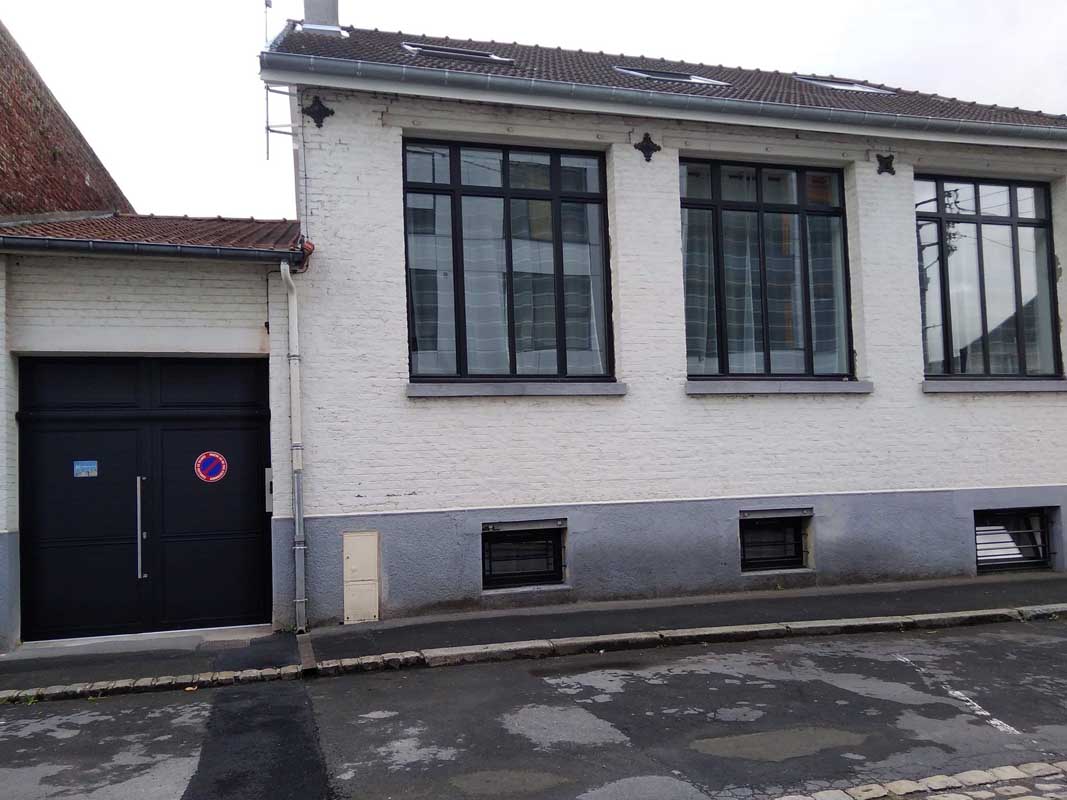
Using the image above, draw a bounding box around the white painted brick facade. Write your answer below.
[6,255,272,355]
[286,90,1067,518]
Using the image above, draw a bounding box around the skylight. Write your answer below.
[794,76,894,95]
[614,66,729,86]
[401,42,514,64]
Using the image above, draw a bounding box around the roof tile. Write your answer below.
[0,213,302,253]
[269,25,1067,130]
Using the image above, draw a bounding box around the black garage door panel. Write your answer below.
[157,425,270,627]
[20,358,271,641]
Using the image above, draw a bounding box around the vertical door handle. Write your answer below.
[136,476,148,579]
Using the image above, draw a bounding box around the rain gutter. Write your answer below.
[0,236,307,265]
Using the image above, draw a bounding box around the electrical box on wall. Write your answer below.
[343,530,380,623]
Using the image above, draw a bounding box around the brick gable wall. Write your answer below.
[0,21,132,216]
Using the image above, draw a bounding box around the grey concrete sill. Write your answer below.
[741,567,816,578]
[482,583,572,597]
[408,382,628,398]
[686,380,873,396]
[922,379,1067,394]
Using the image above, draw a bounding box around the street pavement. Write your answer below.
[3,619,1067,799]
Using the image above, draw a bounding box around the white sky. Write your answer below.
[2,0,1065,220]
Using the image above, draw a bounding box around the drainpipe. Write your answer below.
[280,257,308,633]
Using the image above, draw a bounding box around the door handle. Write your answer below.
[136,476,148,580]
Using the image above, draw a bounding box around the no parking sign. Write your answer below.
[194,451,228,483]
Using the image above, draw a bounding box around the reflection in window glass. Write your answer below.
[405,144,450,184]
[946,222,985,374]
[981,225,1020,374]
[460,148,503,187]
[806,172,841,206]
[509,152,551,191]
[807,216,849,375]
[914,176,1058,378]
[682,208,718,375]
[979,185,1010,217]
[916,219,945,374]
[722,210,764,373]
[914,180,938,214]
[510,199,557,374]
[721,166,757,202]
[762,170,798,205]
[405,194,456,375]
[1019,227,1056,375]
[462,197,509,373]
[763,213,805,373]
[1017,186,1047,219]
[944,182,976,215]
[679,163,712,200]
[562,203,608,376]
[560,156,600,193]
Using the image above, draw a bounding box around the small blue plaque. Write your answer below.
[73,460,98,478]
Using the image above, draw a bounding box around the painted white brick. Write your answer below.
[281,91,1067,517]
[6,255,270,355]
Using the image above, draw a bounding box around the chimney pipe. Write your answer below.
[303,0,342,35]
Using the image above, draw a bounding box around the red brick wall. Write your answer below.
[0,21,133,216]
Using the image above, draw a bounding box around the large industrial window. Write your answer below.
[975,508,1052,573]
[404,142,612,380]
[680,161,853,378]
[482,519,565,589]
[739,511,810,571]
[914,177,1060,377]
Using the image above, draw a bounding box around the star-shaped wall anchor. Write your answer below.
[634,132,662,162]
[301,96,335,128]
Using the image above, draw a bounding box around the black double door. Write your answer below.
[20,358,272,640]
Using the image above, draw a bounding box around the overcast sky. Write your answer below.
[2,0,1065,220]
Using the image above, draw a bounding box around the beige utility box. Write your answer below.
[342,530,380,622]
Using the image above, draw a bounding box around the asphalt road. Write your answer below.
[3,620,1067,799]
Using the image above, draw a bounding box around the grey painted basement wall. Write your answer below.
[269,485,1067,629]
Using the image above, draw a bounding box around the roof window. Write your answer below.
[401,42,514,63]
[794,76,894,95]
[614,66,729,86]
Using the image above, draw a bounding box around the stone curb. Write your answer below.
[2,602,1064,705]
[768,759,1067,800]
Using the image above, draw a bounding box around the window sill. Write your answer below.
[686,379,873,396]
[922,379,1067,394]
[482,583,571,596]
[741,567,814,577]
[408,382,628,398]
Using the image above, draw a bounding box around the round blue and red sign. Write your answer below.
[194,451,228,483]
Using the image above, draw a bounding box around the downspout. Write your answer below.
[280,253,309,633]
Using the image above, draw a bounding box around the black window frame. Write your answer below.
[482,520,566,590]
[974,507,1053,573]
[403,139,614,383]
[914,175,1062,379]
[739,513,809,572]
[679,159,855,380]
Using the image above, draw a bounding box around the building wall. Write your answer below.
[290,90,1067,516]
[277,89,1067,620]
[0,21,132,216]
[6,255,272,355]
[0,253,280,648]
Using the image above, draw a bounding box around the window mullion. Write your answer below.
[450,145,469,378]
[499,161,516,381]
[1010,222,1027,375]
[551,156,568,376]
[798,208,815,376]
[975,221,992,375]
[935,184,955,375]
[754,171,771,375]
